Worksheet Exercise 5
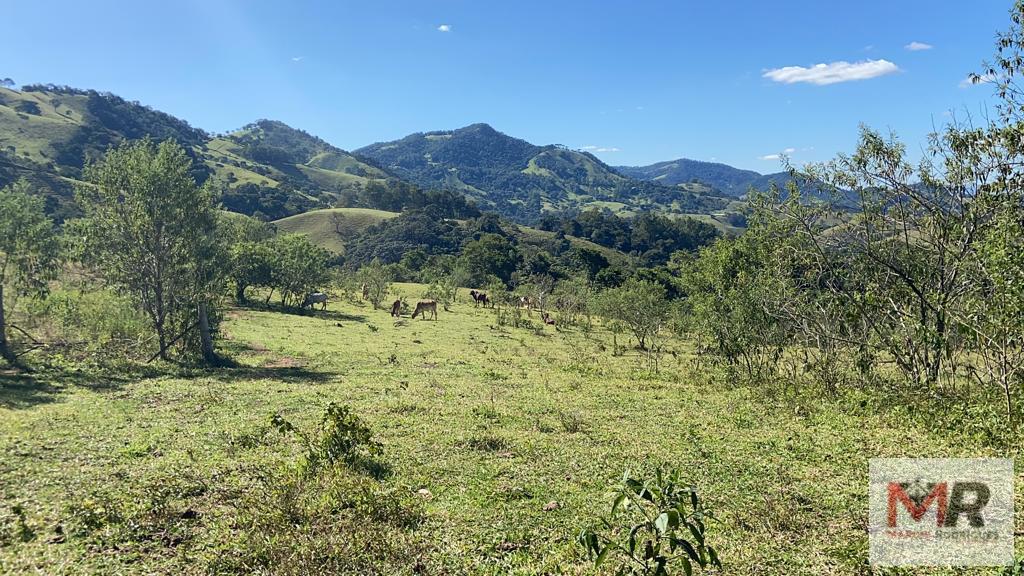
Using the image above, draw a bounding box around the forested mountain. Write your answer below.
[355,123,734,221]
[0,85,211,219]
[1,84,751,225]
[0,86,410,221]
[616,158,801,198]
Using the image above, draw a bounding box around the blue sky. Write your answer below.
[0,0,1010,171]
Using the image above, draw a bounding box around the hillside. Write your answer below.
[616,158,800,198]
[0,85,210,219]
[272,207,399,254]
[355,123,732,221]
[275,206,636,266]
[0,86,408,221]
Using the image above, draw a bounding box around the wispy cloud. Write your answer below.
[437,24,451,32]
[904,41,933,51]
[582,145,621,153]
[291,56,304,62]
[763,59,899,85]
[759,147,796,161]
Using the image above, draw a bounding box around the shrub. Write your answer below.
[579,467,720,575]
[27,288,150,360]
[271,402,383,476]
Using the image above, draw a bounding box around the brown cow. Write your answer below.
[412,300,438,320]
[541,311,556,326]
[390,299,402,317]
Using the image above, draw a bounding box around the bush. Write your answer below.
[27,288,150,360]
[579,467,720,575]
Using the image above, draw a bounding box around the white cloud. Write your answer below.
[582,145,620,153]
[763,59,900,85]
[759,148,796,161]
[291,56,304,62]
[437,24,451,32]
[905,41,933,51]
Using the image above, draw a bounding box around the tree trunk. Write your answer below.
[235,282,247,304]
[198,301,217,366]
[156,319,169,361]
[0,283,17,366]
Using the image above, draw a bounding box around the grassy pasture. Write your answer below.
[272,207,399,253]
[1,283,1016,574]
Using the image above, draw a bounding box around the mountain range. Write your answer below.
[0,83,804,224]
[615,159,799,199]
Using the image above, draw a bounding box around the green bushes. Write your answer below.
[27,288,150,360]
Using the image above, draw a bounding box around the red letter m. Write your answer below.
[887,482,947,527]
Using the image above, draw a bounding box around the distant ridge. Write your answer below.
[355,123,734,222]
[616,158,800,198]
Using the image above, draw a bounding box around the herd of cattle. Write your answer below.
[299,287,556,325]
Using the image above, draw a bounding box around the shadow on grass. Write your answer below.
[0,367,139,410]
[204,362,339,386]
[232,301,369,324]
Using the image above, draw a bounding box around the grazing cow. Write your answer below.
[541,311,556,326]
[390,298,402,318]
[411,300,438,320]
[469,289,491,308]
[302,292,328,310]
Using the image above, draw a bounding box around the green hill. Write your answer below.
[272,207,399,254]
[355,123,732,222]
[273,206,636,265]
[0,87,411,221]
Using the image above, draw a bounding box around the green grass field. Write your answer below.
[2,283,1015,575]
[272,207,399,254]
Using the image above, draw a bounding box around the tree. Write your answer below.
[679,235,789,379]
[221,214,275,303]
[0,180,58,365]
[71,139,220,363]
[0,78,13,89]
[229,241,276,303]
[269,234,331,307]
[357,258,393,310]
[595,279,670,352]
[459,233,520,287]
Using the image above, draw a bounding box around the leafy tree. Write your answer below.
[459,233,520,287]
[221,214,275,303]
[229,241,276,304]
[269,234,331,307]
[0,180,58,365]
[356,258,393,310]
[595,279,670,352]
[680,236,788,379]
[71,139,219,363]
